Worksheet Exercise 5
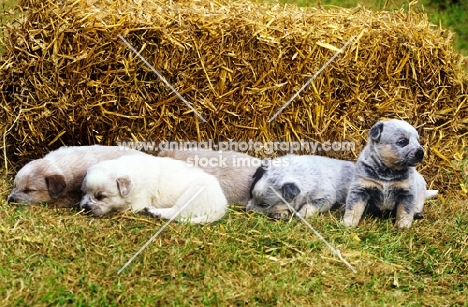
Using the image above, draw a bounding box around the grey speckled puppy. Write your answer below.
[343,119,438,229]
[247,154,355,219]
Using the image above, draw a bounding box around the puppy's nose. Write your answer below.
[7,195,13,203]
[415,147,424,162]
[81,203,91,212]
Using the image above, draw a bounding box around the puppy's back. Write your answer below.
[270,154,355,203]
[46,145,145,190]
[158,149,261,206]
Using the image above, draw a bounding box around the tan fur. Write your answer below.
[158,149,261,206]
[8,145,146,207]
[389,178,411,190]
[354,177,381,189]
[343,200,366,227]
[379,145,404,170]
[268,203,291,220]
[356,177,411,190]
[395,203,413,229]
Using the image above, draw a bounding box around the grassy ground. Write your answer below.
[1,176,467,306]
[0,0,18,34]
[1,0,467,306]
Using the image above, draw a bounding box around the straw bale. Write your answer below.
[0,0,467,193]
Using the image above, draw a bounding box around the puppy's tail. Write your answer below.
[425,190,438,199]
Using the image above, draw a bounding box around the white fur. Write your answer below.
[80,155,228,224]
[425,190,439,199]
[8,145,145,207]
[158,149,261,206]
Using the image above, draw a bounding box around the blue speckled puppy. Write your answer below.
[343,119,438,229]
[247,154,355,219]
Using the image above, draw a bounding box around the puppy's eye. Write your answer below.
[396,138,409,147]
[258,203,270,208]
[23,189,35,194]
[95,194,106,201]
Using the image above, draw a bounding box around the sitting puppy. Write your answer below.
[247,154,355,219]
[8,145,145,207]
[158,149,261,206]
[80,155,228,224]
[343,119,438,229]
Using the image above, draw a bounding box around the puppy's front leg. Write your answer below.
[394,191,415,229]
[297,198,331,218]
[297,194,335,218]
[269,210,291,220]
[143,206,177,220]
[395,200,415,230]
[395,204,414,229]
[343,189,369,227]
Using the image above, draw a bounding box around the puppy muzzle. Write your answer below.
[7,195,15,204]
[414,147,424,162]
[81,204,104,216]
[7,194,28,204]
[81,202,92,212]
[407,147,424,166]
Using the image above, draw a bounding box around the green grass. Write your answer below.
[280,0,468,57]
[0,0,20,53]
[1,175,467,306]
[0,0,19,28]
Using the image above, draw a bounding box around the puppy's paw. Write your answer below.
[142,206,162,219]
[298,204,318,218]
[395,205,414,229]
[342,214,360,228]
[342,202,366,228]
[269,210,290,220]
[342,219,356,228]
[395,218,413,230]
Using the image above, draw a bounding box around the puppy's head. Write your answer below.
[246,166,301,219]
[8,159,67,205]
[368,119,424,169]
[80,165,133,217]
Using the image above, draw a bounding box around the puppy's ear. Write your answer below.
[45,175,67,198]
[369,122,384,142]
[116,176,132,197]
[249,166,267,198]
[252,165,267,180]
[80,173,87,192]
[282,182,301,202]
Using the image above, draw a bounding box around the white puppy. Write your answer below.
[80,155,228,224]
[8,145,145,207]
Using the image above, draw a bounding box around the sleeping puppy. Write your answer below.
[247,154,355,219]
[7,145,146,207]
[158,149,261,206]
[80,155,228,224]
[343,119,438,229]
